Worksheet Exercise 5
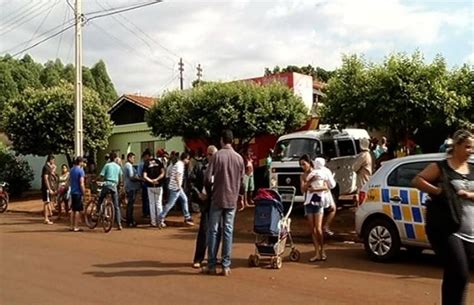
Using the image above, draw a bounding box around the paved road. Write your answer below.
[0,213,472,305]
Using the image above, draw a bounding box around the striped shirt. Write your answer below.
[168,160,185,191]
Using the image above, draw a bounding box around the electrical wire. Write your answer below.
[103,0,179,63]
[56,2,72,58]
[95,0,175,67]
[85,1,162,23]
[0,1,43,31]
[87,21,174,71]
[0,1,58,37]
[20,0,60,57]
[6,23,75,58]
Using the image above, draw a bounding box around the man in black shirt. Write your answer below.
[143,153,165,227]
[41,155,56,225]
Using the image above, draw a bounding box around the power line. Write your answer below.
[85,1,160,16]
[3,17,75,55]
[0,1,43,31]
[66,0,75,12]
[57,2,72,58]
[6,23,75,58]
[87,21,174,71]
[0,1,58,37]
[86,1,163,23]
[103,0,179,62]
[20,0,60,57]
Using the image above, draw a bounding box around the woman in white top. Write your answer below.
[56,164,70,220]
[299,154,329,262]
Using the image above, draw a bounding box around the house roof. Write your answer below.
[109,94,156,113]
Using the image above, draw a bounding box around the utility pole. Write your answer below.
[74,0,83,157]
[196,64,202,82]
[178,58,184,90]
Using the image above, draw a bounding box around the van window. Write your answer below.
[337,139,356,156]
[274,138,321,161]
[387,162,431,188]
[321,140,337,159]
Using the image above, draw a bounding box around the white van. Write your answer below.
[269,128,370,204]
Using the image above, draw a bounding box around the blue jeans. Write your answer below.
[207,205,236,270]
[126,189,138,224]
[160,189,191,220]
[98,184,120,226]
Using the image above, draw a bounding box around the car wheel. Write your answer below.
[363,218,400,262]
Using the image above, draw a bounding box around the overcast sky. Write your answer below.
[1,0,473,97]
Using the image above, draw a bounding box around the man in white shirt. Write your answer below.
[159,152,194,227]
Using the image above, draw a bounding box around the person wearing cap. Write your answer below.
[353,138,373,194]
[69,156,86,232]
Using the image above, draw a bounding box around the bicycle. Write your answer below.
[84,182,115,233]
[0,182,9,213]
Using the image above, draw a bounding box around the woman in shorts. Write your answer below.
[299,154,329,262]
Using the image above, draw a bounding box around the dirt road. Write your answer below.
[0,213,472,305]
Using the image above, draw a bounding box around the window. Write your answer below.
[141,141,154,154]
[273,138,321,161]
[321,140,337,160]
[337,139,356,156]
[387,162,430,187]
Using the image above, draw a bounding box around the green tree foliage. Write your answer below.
[322,52,472,141]
[91,60,118,106]
[265,64,334,82]
[146,82,308,145]
[0,143,34,196]
[2,83,113,156]
[0,54,117,113]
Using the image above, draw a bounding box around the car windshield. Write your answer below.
[273,138,321,161]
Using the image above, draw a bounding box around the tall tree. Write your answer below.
[91,60,118,106]
[322,52,471,143]
[2,83,113,157]
[146,82,308,146]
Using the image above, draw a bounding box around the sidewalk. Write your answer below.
[7,193,359,242]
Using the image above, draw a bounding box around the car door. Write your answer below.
[384,161,431,246]
[325,138,358,195]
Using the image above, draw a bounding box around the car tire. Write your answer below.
[363,218,401,262]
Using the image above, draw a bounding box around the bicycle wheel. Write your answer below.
[84,200,98,229]
[102,200,114,233]
[0,196,8,213]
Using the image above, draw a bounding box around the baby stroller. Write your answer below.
[248,187,300,269]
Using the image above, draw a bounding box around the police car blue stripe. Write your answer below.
[404,223,415,239]
[392,205,402,220]
[412,207,423,223]
[399,190,409,204]
[382,189,390,203]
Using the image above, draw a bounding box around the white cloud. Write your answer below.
[0,0,471,97]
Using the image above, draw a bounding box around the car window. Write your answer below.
[354,139,361,154]
[387,161,431,188]
[321,140,337,159]
[273,138,321,161]
[337,139,356,156]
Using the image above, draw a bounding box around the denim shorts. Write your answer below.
[304,204,323,216]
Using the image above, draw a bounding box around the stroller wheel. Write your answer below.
[271,256,282,269]
[248,254,259,267]
[289,249,301,262]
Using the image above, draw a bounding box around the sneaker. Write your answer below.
[150,223,158,227]
[324,228,335,237]
[117,225,123,231]
[184,218,195,226]
[201,266,217,275]
[159,221,167,228]
[220,268,231,276]
[44,220,53,225]
[73,228,83,232]
[192,262,201,269]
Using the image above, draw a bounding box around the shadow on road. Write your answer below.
[297,247,474,283]
[84,260,197,278]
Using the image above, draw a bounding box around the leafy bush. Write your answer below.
[0,144,34,196]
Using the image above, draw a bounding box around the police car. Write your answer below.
[355,153,474,262]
